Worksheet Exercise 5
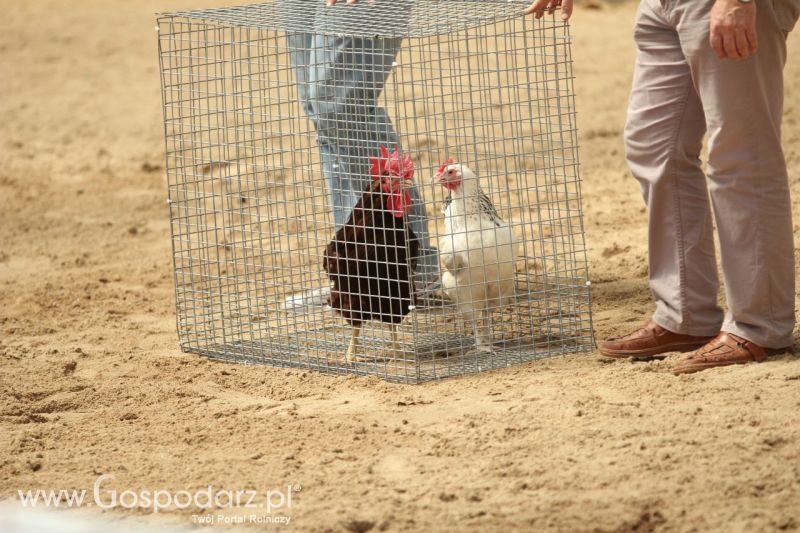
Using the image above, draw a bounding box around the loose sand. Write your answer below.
[2,1,800,531]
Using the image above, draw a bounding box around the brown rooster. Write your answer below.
[323,145,419,364]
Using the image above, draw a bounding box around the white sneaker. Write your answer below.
[281,285,331,311]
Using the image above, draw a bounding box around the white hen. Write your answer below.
[435,162,518,353]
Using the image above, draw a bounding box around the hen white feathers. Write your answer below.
[436,163,517,353]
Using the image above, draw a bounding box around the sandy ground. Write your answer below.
[2,1,800,531]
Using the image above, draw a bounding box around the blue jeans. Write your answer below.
[285,30,439,283]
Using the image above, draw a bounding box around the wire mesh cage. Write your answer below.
[157,0,593,383]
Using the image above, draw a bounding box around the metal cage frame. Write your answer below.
[157,0,593,383]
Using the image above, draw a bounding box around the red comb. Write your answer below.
[387,149,415,180]
[437,158,455,174]
[370,144,392,180]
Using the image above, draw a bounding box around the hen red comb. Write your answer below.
[437,158,455,174]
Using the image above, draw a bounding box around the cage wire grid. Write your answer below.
[157,0,594,383]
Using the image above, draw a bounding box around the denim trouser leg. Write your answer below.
[286,31,439,283]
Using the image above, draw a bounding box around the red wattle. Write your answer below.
[387,190,411,218]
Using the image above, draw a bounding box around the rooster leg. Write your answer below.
[390,324,403,360]
[345,325,362,365]
[474,309,494,354]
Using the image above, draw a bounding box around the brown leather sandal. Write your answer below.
[673,332,793,375]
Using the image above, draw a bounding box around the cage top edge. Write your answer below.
[156,0,546,38]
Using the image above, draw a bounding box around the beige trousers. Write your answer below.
[625,0,799,348]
